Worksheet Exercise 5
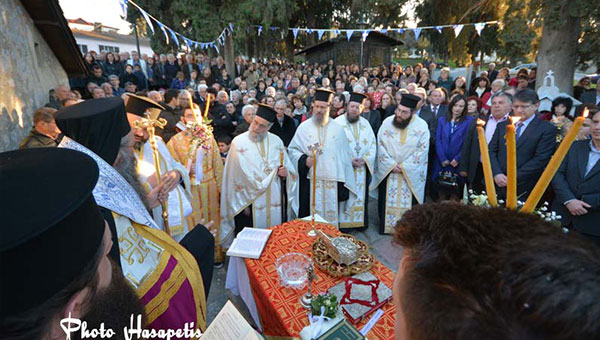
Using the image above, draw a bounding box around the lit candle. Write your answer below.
[522,108,589,212]
[204,94,211,119]
[312,148,316,216]
[476,119,498,207]
[506,117,520,209]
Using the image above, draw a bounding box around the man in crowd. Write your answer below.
[419,87,447,135]
[335,92,377,231]
[91,87,106,99]
[164,53,180,86]
[233,104,255,137]
[220,104,298,245]
[108,75,125,97]
[489,89,556,200]
[459,92,512,193]
[393,202,600,339]
[487,62,498,82]
[269,98,297,147]
[580,78,600,106]
[156,88,182,143]
[552,109,600,246]
[45,84,71,109]
[167,104,225,265]
[0,148,145,340]
[288,88,357,226]
[101,82,114,97]
[19,107,60,149]
[372,94,429,234]
[183,54,200,79]
[88,65,108,87]
[55,97,212,334]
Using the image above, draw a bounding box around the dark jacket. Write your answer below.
[362,109,382,135]
[87,74,108,87]
[580,90,599,106]
[551,140,600,236]
[489,117,557,199]
[269,115,297,147]
[164,62,181,86]
[102,61,123,77]
[182,63,200,79]
[154,62,169,88]
[19,129,58,149]
[209,104,235,140]
[156,104,181,143]
[233,121,250,137]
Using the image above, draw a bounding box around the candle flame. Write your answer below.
[477,119,485,126]
[582,107,589,118]
[510,116,521,124]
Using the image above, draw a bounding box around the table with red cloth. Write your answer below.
[244,220,397,339]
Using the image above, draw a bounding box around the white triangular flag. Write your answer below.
[317,30,325,40]
[413,28,422,41]
[474,22,486,36]
[292,28,299,39]
[345,30,354,41]
[453,24,464,37]
[140,9,154,34]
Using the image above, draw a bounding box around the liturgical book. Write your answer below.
[201,300,263,339]
[226,227,273,259]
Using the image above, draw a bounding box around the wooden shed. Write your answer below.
[295,31,403,67]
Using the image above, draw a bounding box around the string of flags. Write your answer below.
[121,0,499,53]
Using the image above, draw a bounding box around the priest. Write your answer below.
[55,97,212,333]
[125,94,195,242]
[220,104,298,245]
[288,88,357,226]
[371,94,429,234]
[335,92,377,231]
[167,104,225,264]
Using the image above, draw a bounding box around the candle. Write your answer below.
[280,149,284,167]
[506,117,520,209]
[204,94,211,119]
[312,148,317,215]
[476,119,498,207]
[188,95,198,122]
[522,108,589,212]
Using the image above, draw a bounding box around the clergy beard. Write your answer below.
[75,259,145,340]
[393,114,412,130]
[346,114,359,124]
[114,148,151,210]
[313,114,329,126]
[249,130,267,142]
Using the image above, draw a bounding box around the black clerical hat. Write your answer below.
[399,93,420,109]
[314,88,335,103]
[255,104,277,123]
[56,97,131,164]
[125,94,165,117]
[349,92,367,104]
[0,148,105,319]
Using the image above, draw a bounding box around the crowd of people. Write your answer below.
[4,49,600,339]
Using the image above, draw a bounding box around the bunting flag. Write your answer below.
[435,26,443,34]
[474,22,486,36]
[157,22,169,44]
[361,30,370,42]
[139,9,154,34]
[317,29,326,40]
[119,0,128,20]
[212,42,219,54]
[292,28,299,39]
[229,23,234,32]
[380,28,388,34]
[334,29,341,35]
[453,24,464,37]
[413,27,422,41]
[395,28,405,34]
[168,27,179,47]
[257,25,263,36]
[270,26,279,31]
[306,28,313,34]
[346,30,354,41]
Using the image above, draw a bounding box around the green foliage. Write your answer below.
[310,293,339,319]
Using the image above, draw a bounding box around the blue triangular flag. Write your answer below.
[361,30,370,42]
[119,0,128,20]
[334,29,340,35]
[395,28,405,34]
[168,28,179,47]
[213,42,219,54]
[317,30,325,40]
[380,28,388,34]
[307,28,313,34]
[292,28,299,39]
[270,26,278,31]
[474,22,486,36]
[413,28,422,40]
[158,22,169,44]
[140,9,154,34]
[229,23,234,32]
[257,25,263,36]
[345,30,354,41]
[435,26,443,34]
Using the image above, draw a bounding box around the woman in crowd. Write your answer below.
[480,78,505,113]
[187,70,199,90]
[497,67,511,82]
[120,64,139,89]
[470,76,490,98]
[291,95,306,126]
[431,95,473,201]
[170,71,187,90]
[437,67,454,92]
[361,94,382,135]
[418,68,430,89]
[450,76,467,94]
[255,80,267,101]
[102,52,123,77]
[378,92,395,120]
[540,97,574,142]
[401,65,416,84]
[83,52,99,72]
[573,77,592,100]
[331,93,346,119]
[466,96,482,118]
[219,69,232,90]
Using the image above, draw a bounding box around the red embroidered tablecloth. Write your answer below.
[244,220,397,339]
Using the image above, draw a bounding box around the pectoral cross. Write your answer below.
[354,142,362,154]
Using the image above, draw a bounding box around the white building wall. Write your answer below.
[74,36,154,56]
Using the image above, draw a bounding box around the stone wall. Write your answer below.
[0,0,69,152]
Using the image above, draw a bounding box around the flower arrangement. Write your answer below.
[310,293,339,319]
[468,190,563,227]
[183,118,214,161]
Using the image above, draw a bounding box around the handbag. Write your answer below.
[437,171,459,190]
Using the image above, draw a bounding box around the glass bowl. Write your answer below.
[275,252,313,290]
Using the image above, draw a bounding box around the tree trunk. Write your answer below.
[224,33,235,77]
[535,4,581,95]
[285,30,295,61]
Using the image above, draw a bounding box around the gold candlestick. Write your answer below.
[134,109,171,236]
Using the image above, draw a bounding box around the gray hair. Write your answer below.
[491,79,505,88]
[242,104,256,117]
[491,91,513,103]
[197,84,208,91]
[108,75,119,81]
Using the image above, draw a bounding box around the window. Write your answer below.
[99,45,120,53]
[78,44,88,54]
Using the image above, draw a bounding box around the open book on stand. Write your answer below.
[226,227,272,259]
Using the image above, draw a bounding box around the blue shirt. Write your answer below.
[515,114,535,139]
[586,140,600,176]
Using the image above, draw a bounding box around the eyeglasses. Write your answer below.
[512,104,535,110]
